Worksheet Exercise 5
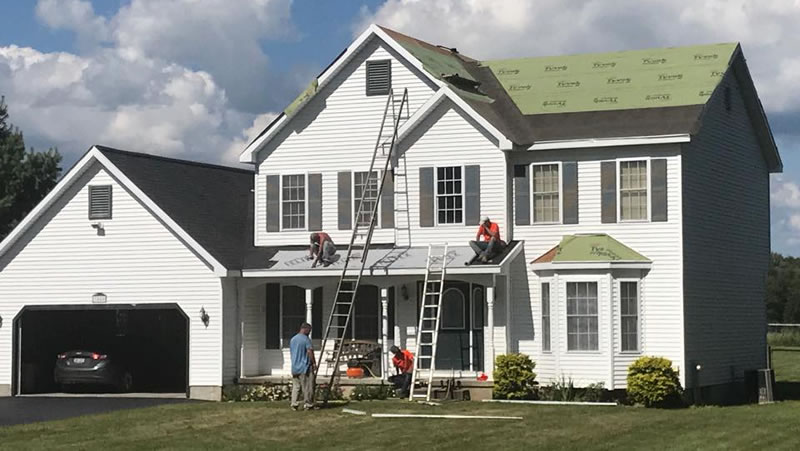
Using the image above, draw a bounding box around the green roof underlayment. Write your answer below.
[483,43,738,114]
[284,78,319,117]
[548,234,649,263]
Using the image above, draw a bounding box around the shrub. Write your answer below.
[493,353,537,400]
[627,356,683,407]
[350,383,395,401]
[316,383,345,401]
[222,383,290,402]
[537,378,606,402]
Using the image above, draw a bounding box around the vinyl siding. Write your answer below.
[509,145,684,388]
[681,71,770,388]
[0,163,223,389]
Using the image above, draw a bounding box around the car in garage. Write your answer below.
[54,350,133,392]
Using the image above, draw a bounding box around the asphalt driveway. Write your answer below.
[0,396,195,427]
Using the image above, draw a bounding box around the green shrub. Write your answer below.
[627,356,683,407]
[493,353,537,400]
[538,378,606,402]
[316,383,345,401]
[222,383,290,402]
[350,383,395,401]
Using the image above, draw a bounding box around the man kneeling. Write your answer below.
[388,346,414,397]
[469,216,506,263]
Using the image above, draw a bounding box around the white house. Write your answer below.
[0,25,780,401]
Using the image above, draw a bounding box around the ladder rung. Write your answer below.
[418,342,434,346]
[338,290,355,294]
[416,355,432,359]
[422,317,437,321]
[423,304,438,308]
[332,313,350,317]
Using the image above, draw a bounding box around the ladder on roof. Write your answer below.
[409,243,449,402]
[315,88,409,400]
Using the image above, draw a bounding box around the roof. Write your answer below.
[532,234,649,264]
[96,146,255,269]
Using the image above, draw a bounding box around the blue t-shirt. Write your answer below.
[290,333,313,375]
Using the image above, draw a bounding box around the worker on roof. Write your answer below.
[470,216,506,264]
[309,232,336,268]
[389,346,414,397]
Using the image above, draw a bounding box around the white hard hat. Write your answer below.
[481,216,490,223]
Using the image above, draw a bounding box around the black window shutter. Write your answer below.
[366,60,391,96]
[651,158,668,222]
[562,161,579,224]
[337,171,352,230]
[88,185,112,220]
[464,165,481,226]
[266,175,280,232]
[600,161,617,223]
[514,165,530,225]
[419,167,434,227]
[312,287,323,334]
[308,173,322,231]
[265,283,280,349]
[388,287,395,340]
[381,171,395,229]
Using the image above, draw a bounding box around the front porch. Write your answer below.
[233,243,523,384]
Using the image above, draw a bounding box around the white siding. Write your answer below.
[682,72,770,388]
[0,163,223,389]
[509,145,684,388]
[222,277,238,384]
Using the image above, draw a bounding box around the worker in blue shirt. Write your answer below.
[290,322,317,410]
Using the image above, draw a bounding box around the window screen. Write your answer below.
[567,282,598,351]
[366,60,391,96]
[281,286,306,344]
[532,164,559,223]
[88,185,112,220]
[282,174,306,229]
[620,161,647,220]
[436,166,463,224]
[441,288,466,329]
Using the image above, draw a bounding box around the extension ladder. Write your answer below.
[409,243,449,402]
[315,88,409,399]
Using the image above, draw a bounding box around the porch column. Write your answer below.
[305,288,313,339]
[487,285,496,378]
[381,287,389,380]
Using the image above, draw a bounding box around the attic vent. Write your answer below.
[366,60,391,96]
[89,185,112,220]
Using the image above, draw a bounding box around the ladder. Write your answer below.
[315,88,409,399]
[409,243,449,402]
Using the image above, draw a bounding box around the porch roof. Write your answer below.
[241,241,522,277]
[531,234,651,270]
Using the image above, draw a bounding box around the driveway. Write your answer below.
[0,395,195,427]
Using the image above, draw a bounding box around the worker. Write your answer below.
[389,345,414,397]
[309,232,336,268]
[290,322,317,410]
[469,216,506,263]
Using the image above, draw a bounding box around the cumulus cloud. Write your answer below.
[772,176,800,209]
[224,112,278,164]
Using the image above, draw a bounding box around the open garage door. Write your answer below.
[12,304,188,396]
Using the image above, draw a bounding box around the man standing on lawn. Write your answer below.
[290,322,316,410]
[389,346,414,397]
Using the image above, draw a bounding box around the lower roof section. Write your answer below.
[242,241,522,277]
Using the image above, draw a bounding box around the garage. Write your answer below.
[12,304,188,396]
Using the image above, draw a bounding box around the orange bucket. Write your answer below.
[346,367,365,378]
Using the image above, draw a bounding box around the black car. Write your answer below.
[54,350,133,392]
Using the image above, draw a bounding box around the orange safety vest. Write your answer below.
[392,349,414,373]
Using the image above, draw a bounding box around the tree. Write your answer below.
[0,97,62,241]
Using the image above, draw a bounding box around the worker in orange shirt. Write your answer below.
[389,346,414,397]
[470,216,506,263]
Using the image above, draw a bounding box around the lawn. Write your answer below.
[772,347,800,382]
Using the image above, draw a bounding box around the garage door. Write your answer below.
[12,304,188,396]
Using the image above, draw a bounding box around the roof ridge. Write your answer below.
[481,41,740,63]
[94,145,254,174]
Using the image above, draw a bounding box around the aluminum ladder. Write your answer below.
[315,88,409,400]
[409,243,449,402]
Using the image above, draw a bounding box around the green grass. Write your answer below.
[768,330,800,347]
[773,348,800,383]
[2,400,800,450]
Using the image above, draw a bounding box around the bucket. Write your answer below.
[346,367,364,378]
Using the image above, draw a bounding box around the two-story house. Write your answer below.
[0,25,779,402]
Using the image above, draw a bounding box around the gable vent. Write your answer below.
[366,60,391,96]
[89,185,112,220]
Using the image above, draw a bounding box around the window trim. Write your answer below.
[366,59,392,96]
[440,287,466,330]
[434,165,466,227]
[278,171,310,231]
[530,161,563,225]
[352,170,382,229]
[88,184,113,220]
[565,280,601,353]
[618,278,642,354]
[616,157,651,223]
[541,282,551,352]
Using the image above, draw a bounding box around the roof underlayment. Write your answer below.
[533,234,649,264]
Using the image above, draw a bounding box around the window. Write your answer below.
[472,287,484,330]
[354,171,380,228]
[281,174,306,229]
[353,286,379,340]
[281,286,306,344]
[620,281,640,352]
[441,288,466,329]
[567,282,598,351]
[436,166,463,224]
[542,283,551,352]
[366,60,391,96]
[532,164,559,223]
[88,185,112,220]
[619,160,648,221]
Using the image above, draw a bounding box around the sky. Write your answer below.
[0,0,798,255]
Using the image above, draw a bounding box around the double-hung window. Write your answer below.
[281,174,306,229]
[436,166,463,224]
[619,160,648,221]
[354,171,380,228]
[566,282,599,351]
[541,283,551,352]
[532,164,560,223]
[620,281,640,352]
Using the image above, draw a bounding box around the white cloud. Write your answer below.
[772,176,800,209]
[223,112,278,164]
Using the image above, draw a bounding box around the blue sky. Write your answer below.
[0,0,798,255]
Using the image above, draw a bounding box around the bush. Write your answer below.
[627,356,683,407]
[537,377,605,402]
[350,383,395,401]
[316,383,345,401]
[493,353,537,400]
[222,383,290,402]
